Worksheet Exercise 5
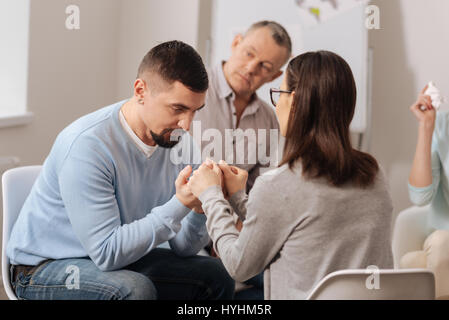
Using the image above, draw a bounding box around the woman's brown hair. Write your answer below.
[280,51,378,187]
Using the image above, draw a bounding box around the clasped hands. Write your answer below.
[175,159,248,214]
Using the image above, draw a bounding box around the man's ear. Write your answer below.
[134,78,146,100]
[270,70,283,82]
[231,34,243,51]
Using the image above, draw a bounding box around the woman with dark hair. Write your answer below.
[188,51,394,300]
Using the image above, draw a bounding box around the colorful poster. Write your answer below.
[295,0,367,26]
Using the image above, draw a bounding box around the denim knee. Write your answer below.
[112,271,157,300]
[13,258,158,300]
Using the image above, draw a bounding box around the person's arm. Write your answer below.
[408,86,440,205]
[168,142,210,256]
[188,160,286,278]
[198,178,289,282]
[408,132,441,205]
[168,210,210,257]
[228,190,248,221]
[59,151,194,272]
[218,161,249,221]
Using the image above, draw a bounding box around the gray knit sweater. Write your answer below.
[198,163,394,300]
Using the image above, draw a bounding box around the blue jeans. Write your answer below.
[11,248,235,300]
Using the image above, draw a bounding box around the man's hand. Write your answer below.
[175,165,203,211]
[217,160,248,197]
[192,206,204,214]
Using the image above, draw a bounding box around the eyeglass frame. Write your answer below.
[269,88,293,108]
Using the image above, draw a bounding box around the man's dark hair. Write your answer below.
[137,40,208,93]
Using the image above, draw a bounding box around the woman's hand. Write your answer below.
[217,160,248,197]
[188,160,223,198]
[409,85,436,188]
[410,85,436,134]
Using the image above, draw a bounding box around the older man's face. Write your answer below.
[224,27,288,98]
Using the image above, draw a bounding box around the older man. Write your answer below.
[193,21,292,300]
[194,20,292,191]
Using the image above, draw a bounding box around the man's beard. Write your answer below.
[150,128,182,148]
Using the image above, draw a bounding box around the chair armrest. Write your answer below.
[392,205,431,268]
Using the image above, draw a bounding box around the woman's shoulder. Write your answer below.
[260,163,290,177]
[252,163,307,197]
[250,164,290,193]
[253,161,390,193]
[257,163,301,184]
[371,165,391,193]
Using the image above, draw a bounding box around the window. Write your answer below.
[0,0,33,127]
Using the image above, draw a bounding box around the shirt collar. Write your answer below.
[215,62,262,115]
[215,62,233,100]
[118,109,157,158]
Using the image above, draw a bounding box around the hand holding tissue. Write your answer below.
[421,82,446,111]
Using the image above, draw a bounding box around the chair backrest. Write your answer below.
[306,268,435,300]
[1,165,42,299]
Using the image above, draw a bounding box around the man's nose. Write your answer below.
[178,114,193,131]
[246,59,259,75]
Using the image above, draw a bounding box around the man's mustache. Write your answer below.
[150,128,183,148]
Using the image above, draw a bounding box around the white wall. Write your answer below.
[0,0,30,116]
[116,0,202,100]
[0,0,122,166]
[369,0,449,217]
[0,0,204,166]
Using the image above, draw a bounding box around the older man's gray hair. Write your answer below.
[245,20,292,62]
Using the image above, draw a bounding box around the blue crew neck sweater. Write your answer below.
[7,100,208,271]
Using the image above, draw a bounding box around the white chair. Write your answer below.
[392,205,432,268]
[306,268,435,300]
[1,165,42,300]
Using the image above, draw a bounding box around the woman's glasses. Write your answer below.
[270,88,293,107]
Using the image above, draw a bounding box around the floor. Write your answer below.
[0,284,8,300]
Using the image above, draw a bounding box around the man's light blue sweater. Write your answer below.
[7,100,209,271]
